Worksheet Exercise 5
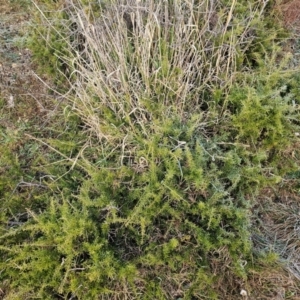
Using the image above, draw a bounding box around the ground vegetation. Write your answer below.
[1,0,300,299]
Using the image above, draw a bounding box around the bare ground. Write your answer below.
[0,0,56,133]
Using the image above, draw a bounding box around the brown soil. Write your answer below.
[0,0,54,132]
[280,0,300,31]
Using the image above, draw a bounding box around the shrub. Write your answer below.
[1,0,299,298]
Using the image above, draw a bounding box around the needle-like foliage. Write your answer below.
[1,0,300,298]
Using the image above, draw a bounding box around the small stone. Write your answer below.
[7,95,14,108]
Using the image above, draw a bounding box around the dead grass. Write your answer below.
[251,185,300,299]
[49,0,271,149]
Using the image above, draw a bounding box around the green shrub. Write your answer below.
[27,0,71,86]
[2,0,299,298]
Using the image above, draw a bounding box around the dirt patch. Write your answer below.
[0,0,55,131]
[280,0,300,31]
